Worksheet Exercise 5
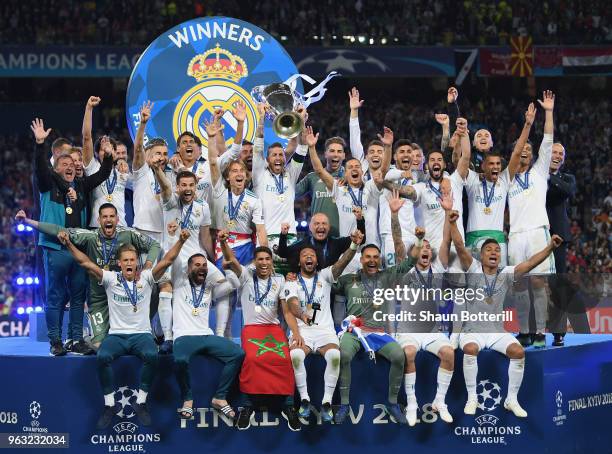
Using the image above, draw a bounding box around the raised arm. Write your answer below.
[31,119,55,192]
[507,103,536,180]
[539,90,554,136]
[454,118,471,179]
[514,235,562,279]
[305,126,334,191]
[251,103,267,177]
[388,189,407,261]
[82,96,101,166]
[132,101,153,171]
[212,108,227,157]
[331,230,363,279]
[438,192,454,269]
[58,231,102,281]
[348,87,365,162]
[199,225,214,260]
[152,161,173,202]
[378,126,394,175]
[449,209,472,271]
[435,113,451,151]
[382,181,417,201]
[205,119,224,186]
[153,230,188,281]
[218,230,242,276]
[82,137,113,192]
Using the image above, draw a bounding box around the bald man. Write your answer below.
[276,212,365,271]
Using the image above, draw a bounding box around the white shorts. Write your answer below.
[459,332,520,355]
[290,326,339,352]
[381,233,417,267]
[395,332,452,355]
[508,227,556,275]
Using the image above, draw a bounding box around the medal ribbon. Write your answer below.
[227,190,246,222]
[99,232,118,268]
[190,281,206,310]
[105,169,117,196]
[483,270,500,298]
[481,179,495,208]
[415,267,433,288]
[298,273,319,308]
[270,171,285,195]
[428,180,443,201]
[253,272,273,309]
[515,171,530,190]
[347,185,363,208]
[180,202,194,230]
[119,274,138,311]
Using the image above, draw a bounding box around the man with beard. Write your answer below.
[383,119,470,279]
[172,252,244,421]
[16,204,161,349]
[333,240,421,425]
[463,103,536,266]
[153,167,215,352]
[219,240,303,431]
[251,104,308,273]
[285,229,363,422]
[32,118,113,356]
[169,103,245,203]
[546,143,590,345]
[379,139,424,267]
[305,125,387,246]
[508,90,556,348]
[69,147,85,178]
[82,96,132,227]
[58,229,189,429]
[206,120,267,267]
[448,204,562,418]
[131,101,172,243]
[388,189,455,426]
[295,135,347,238]
[348,88,391,186]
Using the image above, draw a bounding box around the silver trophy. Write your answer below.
[251,83,304,139]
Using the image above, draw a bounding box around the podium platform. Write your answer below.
[0,335,611,453]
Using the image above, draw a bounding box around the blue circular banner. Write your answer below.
[126,17,300,153]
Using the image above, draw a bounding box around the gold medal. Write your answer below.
[254,305,262,313]
[483,207,492,215]
[106,194,113,202]
[103,265,110,271]
[192,308,199,316]
[65,207,73,214]
[485,297,493,304]
[523,188,531,197]
[155,194,161,201]
[133,306,137,313]
[227,220,235,228]
[277,194,285,202]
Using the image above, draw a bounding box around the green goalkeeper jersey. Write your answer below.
[37,222,161,307]
[334,257,414,329]
[295,168,344,238]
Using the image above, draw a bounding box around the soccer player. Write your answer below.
[251,103,308,272]
[219,238,302,431]
[32,118,113,356]
[131,101,171,243]
[58,229,189,429]
[16,204,160,349]
[295,133,347,238]
[508,90,556,348]
[153,166,214,352]
[173,252,244,421]
[333,243,420,425]
[207,120,267,267]
[285,229,364,422]
[388,189,454,426]
[463,103,536,266]
[82,96,132,227]
[448,206,562,418]
[169,103,245,203]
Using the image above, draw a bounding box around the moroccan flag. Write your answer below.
[510,36,533,77]
[239,324,295,395]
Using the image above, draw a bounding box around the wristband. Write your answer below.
[350,242,359,251]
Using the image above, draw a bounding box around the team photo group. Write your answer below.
[15,78,581,434]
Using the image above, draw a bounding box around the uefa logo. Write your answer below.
[29,401,41,420]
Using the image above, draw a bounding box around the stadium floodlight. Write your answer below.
[300,220,308,228]
[35,306,43,313]
[25,277,33,285]
[358,36,366,43]
[17,307,25,315]
[381,37,387,44]
[16,224,25,232]
[26,307,33,314]
[16,277,24,286]
[369,38,374,45]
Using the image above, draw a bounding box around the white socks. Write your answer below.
[404,372,416,405]
[507,358,525,402]
[158,292,173,340]
[434,368,453,404]
[514,289,531,334]
[104,393,115,407]
[463,354,478,401]
[323,349,340,404]
[290,349,309,402]
[136,389,148,405]
[532,287,548,332]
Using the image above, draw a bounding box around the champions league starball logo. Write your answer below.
[114,386,138,419]
[477,379,503,412]
[126,17,303,152]
[29,401,41,419]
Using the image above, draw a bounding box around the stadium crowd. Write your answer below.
[1,89,610,317]
[1,0,611,46]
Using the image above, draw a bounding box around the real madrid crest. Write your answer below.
[173,44,257,150]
